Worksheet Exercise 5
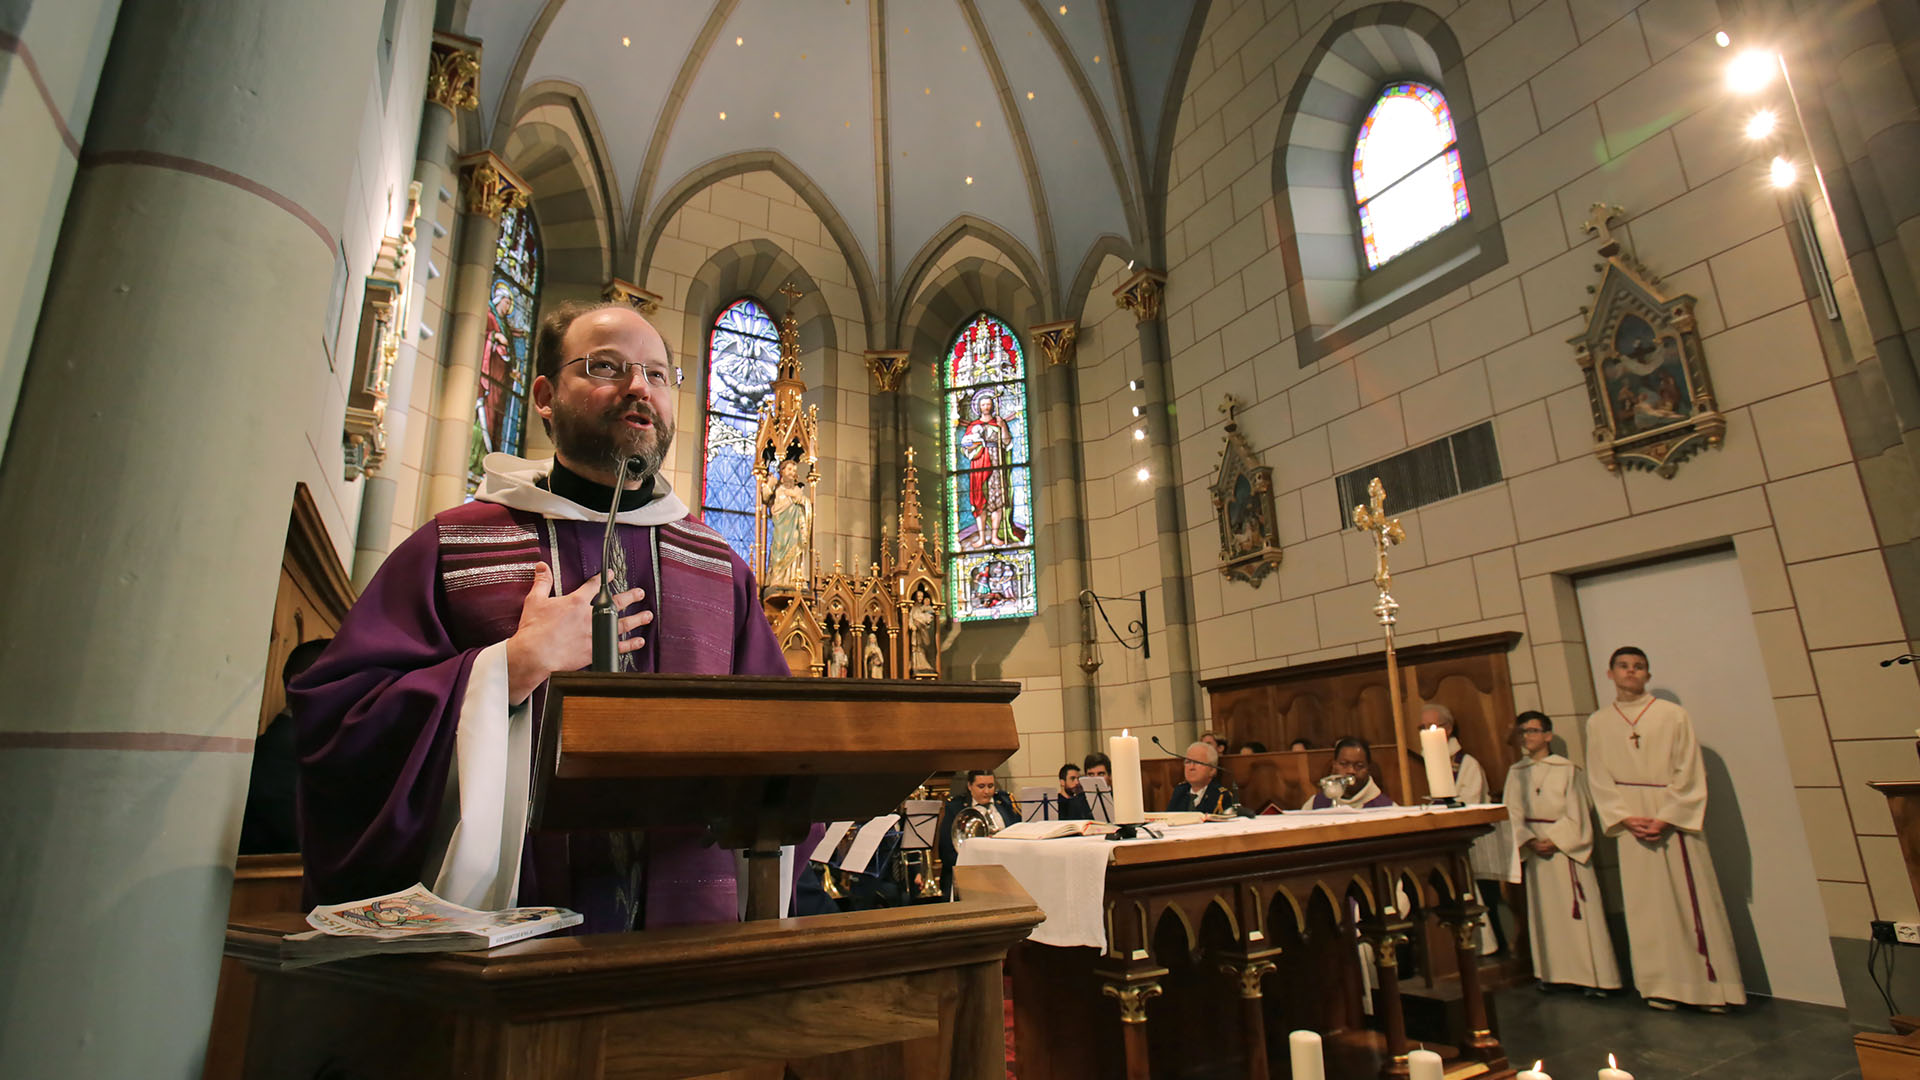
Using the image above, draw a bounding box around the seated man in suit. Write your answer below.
[937,770,1019,892]
[1056,762,1091,820]
[1165,741,1235,813]
[1302,736,1397,809]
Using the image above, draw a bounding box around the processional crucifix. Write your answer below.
[1352,478,1415,804]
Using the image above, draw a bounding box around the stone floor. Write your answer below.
[1493,985,1863,1079]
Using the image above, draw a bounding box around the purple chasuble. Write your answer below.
[291,497,790,933]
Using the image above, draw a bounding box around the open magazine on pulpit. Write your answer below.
[279,884,581,968]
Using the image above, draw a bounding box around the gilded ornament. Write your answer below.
[458,152,529,223]
[1113,267,1166,323]
[602,278,661,314]
[1100,980,1163,1023]
[426,35,480,113]
[1031,319,1079,366]
[1208,394,1283,586]
[864,350,911,393]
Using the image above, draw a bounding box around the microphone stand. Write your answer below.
[591,456,637,673]
[1149,736,1249,816]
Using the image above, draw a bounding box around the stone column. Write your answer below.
[1219,956,1277,1080]
[1115,268,1200,742]
[0,1,385,1076]
[1033,319,1100,758]
[351,33,477,587]
[865,349,911,548]
[419,149,527,515]
[1100,977,1164,1080]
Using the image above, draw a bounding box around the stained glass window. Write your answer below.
[703,297,780,559]
[943,313,1036,621]
[1353,82,1469,270]
[469,202,541,495]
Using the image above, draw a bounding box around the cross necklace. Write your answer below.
[1614,698,1655,748]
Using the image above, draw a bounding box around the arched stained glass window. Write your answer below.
[943,313,1036,622]
[703,297,780,558]
[1353,82,1469,270]
[470,202,541,496]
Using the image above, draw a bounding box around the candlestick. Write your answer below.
[1517,1061,1552,1080]
[1597,1053,1632,1080]
[1420,725,1457,799]
[1287,1030,1324,1080]
[1109,729,1144,825]
[1408,1048,1442,1080]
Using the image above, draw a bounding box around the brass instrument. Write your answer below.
[948,803,1004,850]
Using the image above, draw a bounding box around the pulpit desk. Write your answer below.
[958,805,1515,1080]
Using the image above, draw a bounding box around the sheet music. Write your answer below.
[840,814,899,874]
[1015,786,1054,822]
[808,820,856,864]
[899,800,942,851]
[1082,775,1114,824]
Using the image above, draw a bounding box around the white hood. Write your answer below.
[472,453,690,526]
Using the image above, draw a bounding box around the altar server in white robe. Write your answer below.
[1506,710,1620,993]
[1585,646,1745,1012]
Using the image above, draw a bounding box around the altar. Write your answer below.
[958,805,1515,1080]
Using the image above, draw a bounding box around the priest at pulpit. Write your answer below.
[1164,741,1234,813]
[289,301,790,934]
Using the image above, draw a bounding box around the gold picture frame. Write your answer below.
[1208,396,1283,587]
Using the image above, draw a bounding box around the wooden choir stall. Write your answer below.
[1858,780,1920,1078]
[221,676,1039,1080]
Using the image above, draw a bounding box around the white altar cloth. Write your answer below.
[955,805,1484,949]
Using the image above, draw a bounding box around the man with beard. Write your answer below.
[291,301,789,934]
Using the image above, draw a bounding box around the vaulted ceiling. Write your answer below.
[452,0,1207,317]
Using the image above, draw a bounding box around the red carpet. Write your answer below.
[1004,976,1017,1077]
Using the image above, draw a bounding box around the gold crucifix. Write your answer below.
[1219,393,1243,426]
[1351,477,1403,605]
[1583,202,1624,257]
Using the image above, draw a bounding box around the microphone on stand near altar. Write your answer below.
[591,455,641,673]
[1149,737,1252,816]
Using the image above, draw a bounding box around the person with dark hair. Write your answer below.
[237,637,332,854]
[1302,736,1396,809]
[937,770,1018,889]
[291,300,790,932]
[1082,751,1111,781]
[1585,646,1744,1012]
[1506,711,1619,995]
[1288,738,1312,751]
[1056,762,1092,820]
[1239,740,1268,754]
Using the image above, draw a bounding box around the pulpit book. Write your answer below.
[280,884,580,967]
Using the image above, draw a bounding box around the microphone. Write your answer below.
[1150,736,1231,777]
[1880,653,1920,668]
[591,455,642,672]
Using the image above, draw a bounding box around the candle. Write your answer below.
[1408,1048,1442,1080]
[1109,729,1144,824]
[1287,1030,1324,1080]
[1420,725,1457,799]
[1517,1061,1552,1080]
[1598,1053,1632,1080]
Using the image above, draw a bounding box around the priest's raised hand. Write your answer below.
[504,563,648,705]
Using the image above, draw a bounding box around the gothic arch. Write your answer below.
[505,80,624,270]
[1063,235,1138,328]
[505,120,613,288]
[679,238,839,382]
[892,215,1049,345]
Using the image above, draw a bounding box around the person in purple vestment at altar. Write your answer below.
[290,300,792,934]
[1301,736,1397,810]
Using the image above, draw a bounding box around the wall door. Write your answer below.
[1574,547,1842,1005]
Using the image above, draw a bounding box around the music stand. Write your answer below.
[1083,775,1115,823]
[533,673,1020,920]
[1015,786,1055,822]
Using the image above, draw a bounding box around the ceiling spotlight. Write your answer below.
[773,111,781,119]
[1059,4,1068,12]
[718,111,727,120]
[621,36,630,47]
[1128,378,1143,390]
[1726,49,1777,93]
[1126,259,1135,270]
[1136,466,1150,482]
[965,176,974,185]
[1133,428,1147,441]
[1027,91,1035,100]
[1745,109,1777,139]
[1715,30,1731,47]
[1093,55,1102,63]
[1131,404,1145,417]
[1770,155,1798,188]
[735,36,744,46]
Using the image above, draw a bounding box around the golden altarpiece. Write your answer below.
[749,287,945,681]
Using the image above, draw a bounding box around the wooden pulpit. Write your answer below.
[223,676,1039,1079]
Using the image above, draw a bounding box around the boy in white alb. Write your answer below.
[1583,646,1745,1012]
[1506,710,1619,993]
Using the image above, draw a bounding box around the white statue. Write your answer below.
[826,631,848,678]
[862,635,886,679]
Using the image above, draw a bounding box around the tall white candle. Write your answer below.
[1109,729,1144,824]
[1420,725,1457,799]
[1407,1048,1443,1080]
[1517,1061,1552,1080]
[1287,1030,1324,1080]
[1597,1053,1632,1080]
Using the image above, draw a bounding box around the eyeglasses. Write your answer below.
[566,355,682,387]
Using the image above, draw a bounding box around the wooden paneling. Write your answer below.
[256,484,354,733]
[1200,633,1523,804]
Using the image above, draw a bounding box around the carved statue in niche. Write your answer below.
[863,632,887,679]
[826,628,849,678]
[1571,204,1726,477]
[760,452,811,590]
[908,589,939,677]
[1207,395,1283,587]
